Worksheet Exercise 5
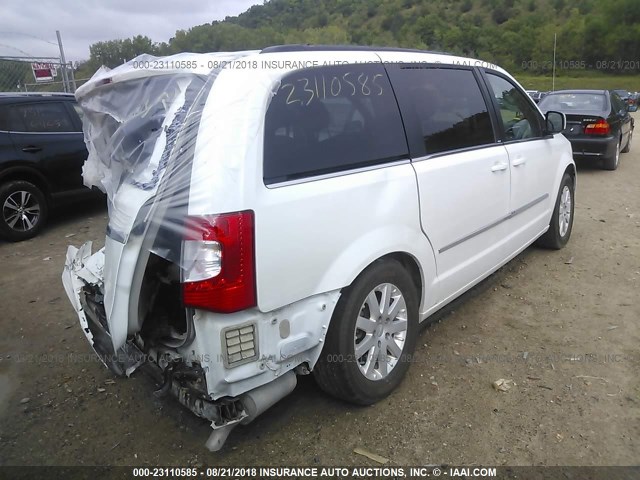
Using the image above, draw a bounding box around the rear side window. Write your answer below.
[387,66,495,157]
[8,102,75,133]
[263,64,408,184]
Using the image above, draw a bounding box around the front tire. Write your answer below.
[0,181,48,242]
[537,172,574,250]
[314,259,419,405]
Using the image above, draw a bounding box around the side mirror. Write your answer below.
[545,111,566,134]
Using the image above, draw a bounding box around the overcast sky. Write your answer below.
[0,0,263,62]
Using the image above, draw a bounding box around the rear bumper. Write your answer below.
[567,135,617,159]
[61,242,279,439]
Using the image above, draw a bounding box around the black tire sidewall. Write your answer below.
[325,260,419,404]
[0,181,48,241]
[622,129,632,153]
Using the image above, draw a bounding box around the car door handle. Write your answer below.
[491,162,508,172]
[512,156,526,167]
[22,146,42,153]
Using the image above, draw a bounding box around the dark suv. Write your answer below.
[0,92,95,241]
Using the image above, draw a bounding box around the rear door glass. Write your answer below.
[263,64,408,185]
[387,66,495,157]
[9,102,76,133]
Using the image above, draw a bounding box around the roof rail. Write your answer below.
[0,92,75,97]
[260,44,453,56]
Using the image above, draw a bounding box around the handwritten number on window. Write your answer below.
[281,72,385,105]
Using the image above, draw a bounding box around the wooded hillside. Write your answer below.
[75,0,640,80]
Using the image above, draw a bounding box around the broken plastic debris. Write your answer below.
[353,447,389,464]
[492,379,515,392]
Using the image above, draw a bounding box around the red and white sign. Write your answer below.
[31,62,58,82]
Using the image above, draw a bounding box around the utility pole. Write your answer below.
[552,32,557,92]
[68,63,77,91]
[56,30,70,92]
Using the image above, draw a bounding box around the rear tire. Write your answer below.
[621,129,632,153]
[314,259,419,405]
[537,173,574,250]
[0,181,48,242]
[603,138,620,170]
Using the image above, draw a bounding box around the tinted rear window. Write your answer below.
[263,64,408,184]
[387,66,495,156]
[539,93,606,112]
[8,102,76,133]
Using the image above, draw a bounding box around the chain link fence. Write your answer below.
[0,56,89,93]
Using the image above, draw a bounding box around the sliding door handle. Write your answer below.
[512,156,527,167]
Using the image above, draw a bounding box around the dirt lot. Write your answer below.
[0,118,638,467]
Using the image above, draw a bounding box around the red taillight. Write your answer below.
[182,210,256,313]
[584,119,610,135]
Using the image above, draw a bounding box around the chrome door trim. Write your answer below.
[439,193,549,254]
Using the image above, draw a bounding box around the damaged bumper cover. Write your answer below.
[62,242,300,451]
[62,242,145,377]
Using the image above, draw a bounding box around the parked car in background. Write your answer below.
[0,93,96,241]
[526,90,547,103]
[613,89,630,103]
[538,89,634,170]
[613,88,638,112]
[627,92,638,112]
[63,47,575,450]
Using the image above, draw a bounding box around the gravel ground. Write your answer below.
[0,115,638,466]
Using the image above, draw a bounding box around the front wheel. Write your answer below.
[537,172,574,250]
[313,259,419,405]
[0,181,48,242]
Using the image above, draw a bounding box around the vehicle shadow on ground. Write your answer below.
[0,194,107,247]
[49,194,107,228]
[574,157,619,173]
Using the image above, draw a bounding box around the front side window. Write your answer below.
[9,102,75,133]
[485,73,542,141]
[387,66,495,156]
[0,107,8,131]
[263,64,408,184]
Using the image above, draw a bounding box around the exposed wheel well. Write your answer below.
[375,252,423,300]
[564,163,576,187]
[0,169,51,200]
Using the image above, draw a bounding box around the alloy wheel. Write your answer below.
[558,185,572,237]
[3,190,41,232]
[354,283,408,381]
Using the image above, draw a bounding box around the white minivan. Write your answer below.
[63,46,575,450]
